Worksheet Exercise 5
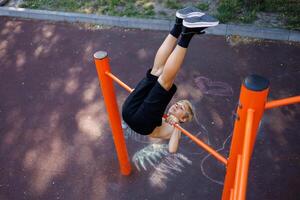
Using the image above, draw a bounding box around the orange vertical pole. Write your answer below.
[230,189,234,200]
[233,154,242,200]
[237,109,255,200]
[222,75,269,200]
[94,51,132,176]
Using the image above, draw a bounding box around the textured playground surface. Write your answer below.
[0,17,300,200]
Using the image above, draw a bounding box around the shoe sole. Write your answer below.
[183,20,219,28]
[176,12,205,19]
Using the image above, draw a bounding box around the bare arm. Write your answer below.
[168,128,181,153]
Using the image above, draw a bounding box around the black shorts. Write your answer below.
[122,69,177,135]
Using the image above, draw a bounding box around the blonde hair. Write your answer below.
[178,99,195,122]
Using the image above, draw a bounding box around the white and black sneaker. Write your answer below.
[183,14,219,28]
[176,6,205,19]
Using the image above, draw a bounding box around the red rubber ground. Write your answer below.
[0,17,300,200]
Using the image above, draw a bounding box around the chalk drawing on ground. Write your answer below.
[123,119,230,186]
[132,143,169,171]
[194,76,233,97]
[199,111,235,185]
[149,153,192,190]
[132,143,192,189]
[200,132,232,185]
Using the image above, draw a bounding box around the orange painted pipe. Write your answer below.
[173,122,228,165]
[105,71,134,93]
[233,154,242,200]
[237,109,255,200]
[94,51,131,176]
[230,189,234,200]
[265,95,300,109]
[222,75,269,200]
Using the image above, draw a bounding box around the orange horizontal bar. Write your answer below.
[106,71,227,165]
[105,71,134,93]
[265,95,300,109]
[238,109,255,200]
[173,122,228,165]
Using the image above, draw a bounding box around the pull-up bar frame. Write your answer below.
[99,57,228,166]
[94,51,300,200]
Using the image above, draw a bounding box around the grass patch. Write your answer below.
[259,0,300,30]
[164,0,182,9]
[240,9,258,23]
[20,0,299,30]
[217,0,299,29]
[21,0,85,11]
[217,0,243,23]
[21,0,156,18]
[196,2,209,11]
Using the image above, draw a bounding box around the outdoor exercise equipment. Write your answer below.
[94,51,300,200]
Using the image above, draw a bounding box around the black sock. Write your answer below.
[170,17,183,38]
[178,33,194,48]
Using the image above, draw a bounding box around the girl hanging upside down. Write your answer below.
[122,6,219,153]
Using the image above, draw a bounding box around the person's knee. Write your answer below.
[158,76,172,91]
[151,66,163,77]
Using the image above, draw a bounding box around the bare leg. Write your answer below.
[158,45,187,90]
[150,34,178,77]
[152,15,204,90]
